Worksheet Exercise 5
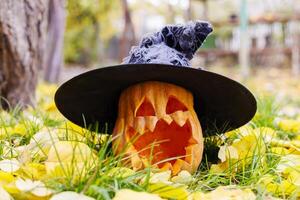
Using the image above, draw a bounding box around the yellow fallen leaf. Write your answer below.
[210,161,231,173]
[218,145,239,162]
[148,182,190,200]
[276,154,300,172]
[61,122,107,145]
[28,128,60,156]
[2,182,19,195]
[46,141,96,164]
[278,119,300,133]
[12,124,28,136]
[192,191,207,200]
[0,171,18,194]
[269,147,290,155]
[64,121,88,137]
[214,132,266,173]
[269,139,300,154]
[15,178,42,192]
[31,186,54,197]
[0,159,21,173]
[286,169,300,186]
[45,141,97,182]
[238,125,255,137]
[280,180,299,196]
[171,170,193,184]
[149,170,172,184]
[295,135,300,141]
[57,123,90,143]
[224,130,237,139]
[225,125,255,139]
[232,134,266,162]
[0,127,13,139]
[113,189,162,200]
[207,186,256,200]
[254,127,277,142]
[107,167,135,178]
[14,178,53,197]
[0,171,15,184]
[17,145,32,164]
[291,140,300,148]
[0,186,13,200]
[0,111,12,123]
[50,191,95,200]
[258,174,299,197]
[270,139,293,148]
[23,113,43,127]
[44,101,57,112]
[18,163,46,180]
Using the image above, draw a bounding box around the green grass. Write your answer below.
[1,92,300,199]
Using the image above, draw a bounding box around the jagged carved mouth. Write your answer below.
[127,118,198,169]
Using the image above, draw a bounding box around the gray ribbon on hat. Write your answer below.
[123,21,213,68]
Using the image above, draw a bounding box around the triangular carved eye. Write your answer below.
[166,96,188,114]
[136,98,156,116]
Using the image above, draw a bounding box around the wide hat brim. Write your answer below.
[55,63,257,135]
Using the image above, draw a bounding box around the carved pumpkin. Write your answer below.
[113,81,203,175]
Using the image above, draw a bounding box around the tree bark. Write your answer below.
[43,0,65,83]
[0,0,49,109]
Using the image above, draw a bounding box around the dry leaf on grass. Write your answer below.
[113,189,162,200]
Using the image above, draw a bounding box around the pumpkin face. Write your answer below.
[112,81,203,174]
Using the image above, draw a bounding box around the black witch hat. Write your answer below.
[55,21,256,135]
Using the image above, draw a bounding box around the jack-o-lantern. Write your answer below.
[113,81,203,175]
[55,21,256,177]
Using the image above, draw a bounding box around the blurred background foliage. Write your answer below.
[64,0,121,64]
[62,0,300,74]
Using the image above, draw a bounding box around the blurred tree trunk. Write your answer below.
[43,0,65,83]
[202,0,208,20]
[119,0,136,61]
[0,0,49,109]
[291,22,300,76]
[91,17,101,63]
[166,3,175,24]
[186,0,193,20]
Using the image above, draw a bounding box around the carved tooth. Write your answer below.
[172,159,184,175]
[160,116,171,125]
[161,162,172,171]
[188,137,198,145]
[141,157,151,168]
[133,117,146,135]
[184,145,194,164]
[171,111,187,127]
[185,144,202,171]
[173,159,191,175]
[127,147,143,170]
[162,115,173,125]
[145,116,159,132]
